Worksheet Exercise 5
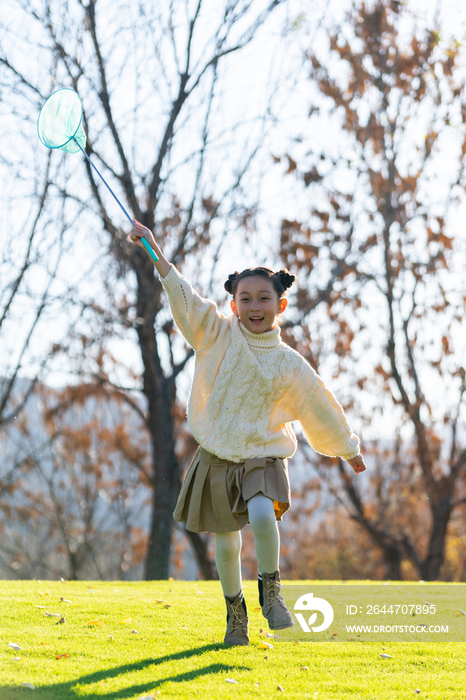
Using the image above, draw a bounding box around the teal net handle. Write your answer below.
[72,136,159,263]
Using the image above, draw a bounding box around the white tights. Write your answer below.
[214,492,279,598]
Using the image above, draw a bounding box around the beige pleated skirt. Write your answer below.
[173,445,291,533]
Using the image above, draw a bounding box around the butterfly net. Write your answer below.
[37,88,86,153]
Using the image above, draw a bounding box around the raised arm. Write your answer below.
[128,220,225,353]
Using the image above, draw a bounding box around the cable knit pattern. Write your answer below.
[160,264,360,463]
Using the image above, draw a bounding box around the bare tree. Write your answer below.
[1,0,286,578]
[0,156,55,429]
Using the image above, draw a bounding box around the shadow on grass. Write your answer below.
[0,643,252,700]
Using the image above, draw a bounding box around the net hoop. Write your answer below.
[37,87,86,152]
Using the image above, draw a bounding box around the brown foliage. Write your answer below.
[276,0,466,579]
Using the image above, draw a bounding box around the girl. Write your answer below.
[128,221,366,647]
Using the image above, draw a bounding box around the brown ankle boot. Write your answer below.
[258,570,294,630]
[224,591,249,646]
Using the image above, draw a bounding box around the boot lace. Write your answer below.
[264,578,286,614]
[228,599,246,630]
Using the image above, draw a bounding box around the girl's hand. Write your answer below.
[127,220,156,250]
[347,454,367,474]
[127,220,171,277]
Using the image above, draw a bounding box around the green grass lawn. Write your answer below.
[0,579,464,699]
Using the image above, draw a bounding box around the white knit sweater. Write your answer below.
[160,264,360,463]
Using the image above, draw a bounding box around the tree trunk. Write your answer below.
[419,494,452,581]
[143,367,180,579]
[363,527,403,580]
[134,267,181,580]
[380,543,403,580]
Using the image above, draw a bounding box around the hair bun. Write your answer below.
[224,272,239,294]
[277,269,296,291]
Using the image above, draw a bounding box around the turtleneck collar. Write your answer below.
[238,319,281,349]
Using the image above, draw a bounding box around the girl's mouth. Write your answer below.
[250,317,264,324]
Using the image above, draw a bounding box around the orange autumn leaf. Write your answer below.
[86,620,104,627]
[259,641,273,649]
[118,617,131,624]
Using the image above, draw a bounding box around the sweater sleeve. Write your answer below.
[159,264,226,353]
[294,361,360,460]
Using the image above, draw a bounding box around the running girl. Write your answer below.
[128,221,366,647]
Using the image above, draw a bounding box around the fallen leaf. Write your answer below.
[56,617,66,625]
[380,653,393,659]
[255,606,261,611]
[259,629,274,638]
[154,600,169,605]
[60,578,67,583]
[60,598,72,604]
[225,678,238,684]
[14,657,23,661]
[109,635,114,641]
[455,609,466,616]
[414,691,421,695]
[259,641,273,649]
[35,606,46,609]
[131,630,139,634]
[56,653,70,660]
[277,685,285,691]
[86,620,104,627]
[118,617,131,625]
[300,666,309,670]
[195,590,203,595]
[44,612,61,618]
[8,643,22,650]
[20,682,35,690]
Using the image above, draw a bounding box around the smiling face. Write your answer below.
[230,275,287,334]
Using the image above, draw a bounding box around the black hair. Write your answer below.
[224,266,296,299]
